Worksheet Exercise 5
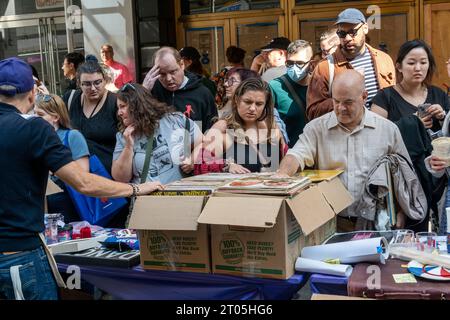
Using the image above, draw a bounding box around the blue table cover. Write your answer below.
[58,264,307,300]
[309,273,348,296]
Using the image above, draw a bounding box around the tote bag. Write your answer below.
[63,130,127,226]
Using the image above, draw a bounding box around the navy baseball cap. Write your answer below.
[0,57,34,96]
[335,8,366,25]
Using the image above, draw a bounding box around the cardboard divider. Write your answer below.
[129,196,205,231]
[318,178,354,214]
[285,185,335,236]
[199,197,284,228]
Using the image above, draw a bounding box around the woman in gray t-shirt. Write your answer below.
[112,83,202,185]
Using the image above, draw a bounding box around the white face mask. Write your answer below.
[286,63,310,82]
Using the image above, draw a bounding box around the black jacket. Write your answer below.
[395,115,434,232]
[152,71,217,132]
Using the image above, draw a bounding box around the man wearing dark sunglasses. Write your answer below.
[307,8,396,120]
[269,40,313,148]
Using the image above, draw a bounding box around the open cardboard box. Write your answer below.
[129,196,211,273]
[197,177,353,279]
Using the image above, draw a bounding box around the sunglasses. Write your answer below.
[120,83,137,92]
[36,93,57,105]
[336,24,364,38]
[285,59,311,69]
[81,79,103,89]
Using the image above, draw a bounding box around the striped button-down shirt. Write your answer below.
[287,110,410,217]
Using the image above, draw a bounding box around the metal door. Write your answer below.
[0,13,84,95]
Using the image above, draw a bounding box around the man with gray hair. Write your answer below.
[275,70,410,232]
[269,40,313,147]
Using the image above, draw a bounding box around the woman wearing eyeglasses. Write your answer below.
[112,83,203,186]
[35,93,90,222]
[63,61,119,174]
[219,67,260,118]
[195,78,286,175]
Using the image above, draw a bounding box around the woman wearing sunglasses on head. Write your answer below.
[112,83,203,189]
[195,78,286,175]
[62,61,118,175]
[35,93,89,222]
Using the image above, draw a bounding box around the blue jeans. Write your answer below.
[0,247,58,300]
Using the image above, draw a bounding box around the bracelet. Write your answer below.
[128,183,140,197]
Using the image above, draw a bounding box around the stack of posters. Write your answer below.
[151,173,275,196]
[216,175,311,196]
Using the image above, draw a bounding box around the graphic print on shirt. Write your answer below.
[149,134,174,177]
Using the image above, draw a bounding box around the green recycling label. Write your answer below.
[146,231,178,260]
[219,233,244,265]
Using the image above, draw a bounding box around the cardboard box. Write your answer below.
[129,196,211,273]
[198,177,353,280]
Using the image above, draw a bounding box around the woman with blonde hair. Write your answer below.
[35,93,90,222]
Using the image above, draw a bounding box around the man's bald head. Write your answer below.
[332,69,365,96]
[331,70,368,131]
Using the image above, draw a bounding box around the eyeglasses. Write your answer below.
[120,83,136,92]
[36,93,57,105]
[285,59,311,69]
[336,24,364,38]
[224,78,240,86]
[81,79,103,89]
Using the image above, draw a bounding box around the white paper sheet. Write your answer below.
[301,237,389,264]
[295,257,353,277]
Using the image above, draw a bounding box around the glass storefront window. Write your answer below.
[182,0,280,15]
[236,22,278,68]
[0,0,82,16]
[295,0,359,5]
[185,26,225,74]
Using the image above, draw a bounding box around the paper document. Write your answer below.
[295,257,353,277]
[301,237,389,264]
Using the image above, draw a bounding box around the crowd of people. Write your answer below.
[1,7,450,299]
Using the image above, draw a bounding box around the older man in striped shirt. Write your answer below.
[276,70,410,232]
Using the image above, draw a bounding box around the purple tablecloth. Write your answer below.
[309,273,348,296]
[58,264,306,300]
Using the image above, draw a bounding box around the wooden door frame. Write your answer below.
[291,0,417,42]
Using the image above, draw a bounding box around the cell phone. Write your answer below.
[417,103,431,117]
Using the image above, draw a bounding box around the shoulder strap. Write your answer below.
[280,75,306,114]
[140,134,154,183]
[184,115,191,158]
[327,54,335,96]
[62,130,71,147]
[67,90,76,111]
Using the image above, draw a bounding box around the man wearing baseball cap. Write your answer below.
[307,8,396,120]
[251,36,291,82]
[0,57,163,299]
